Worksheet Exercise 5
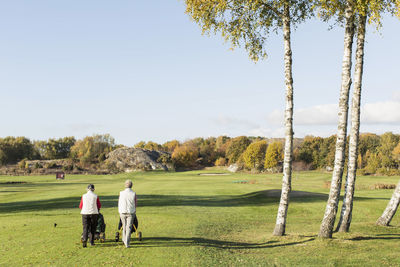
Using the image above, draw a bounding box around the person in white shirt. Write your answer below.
[118,179,137,248]
[79,184,101,248]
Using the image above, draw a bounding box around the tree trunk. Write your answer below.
[273,2,294,237]
[318,2,355,238]
[336,14,367,233]
[376,180,400,226]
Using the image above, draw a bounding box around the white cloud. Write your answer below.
[393,91,400,101]
[361,101,400,124]
[248,127,285,138]
[267,100,400,126]
[295,104,338,125]
[268,104,338,126]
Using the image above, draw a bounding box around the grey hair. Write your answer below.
[125,179,133,188]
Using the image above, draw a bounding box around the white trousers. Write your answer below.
[120,213,134,247]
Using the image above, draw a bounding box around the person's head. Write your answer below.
[87,184,95,191]
[125,179,132,189]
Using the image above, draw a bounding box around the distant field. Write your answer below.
[1,170,400,266]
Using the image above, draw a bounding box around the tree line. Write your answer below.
[1,133,400,175]
[0,134,117,166]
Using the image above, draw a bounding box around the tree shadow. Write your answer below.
[97,236,315,249]
[349,234,400,241]
[0,189,389,214]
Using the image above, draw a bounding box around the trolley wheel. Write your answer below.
[115,231,120,242]
[138,232,142,241]
[100,233,105,243]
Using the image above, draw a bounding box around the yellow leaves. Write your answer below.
[315,0,400,29]
[396,0,400,17]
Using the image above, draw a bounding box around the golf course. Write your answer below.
[1,170,400,266]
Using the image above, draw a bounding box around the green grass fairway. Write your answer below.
[1,170,400,266]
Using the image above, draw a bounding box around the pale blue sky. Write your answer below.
[0,1,399,146]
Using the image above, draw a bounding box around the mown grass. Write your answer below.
[1,170,400,266]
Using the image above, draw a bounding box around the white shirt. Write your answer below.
[118,188,136,214]
[80,190,99,215]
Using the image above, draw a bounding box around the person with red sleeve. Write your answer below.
[79,184,101,247]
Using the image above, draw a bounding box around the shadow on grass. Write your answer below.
[98,236,315,249]
[350,234,400,241]
[0,182,87,187]
[0,190,389,214]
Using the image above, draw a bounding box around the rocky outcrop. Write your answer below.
[228,164,241,173]
[105,148,173,172]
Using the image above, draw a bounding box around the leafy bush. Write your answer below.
[264,141,283,169]
[62,164,74,171]
[34,137,76,160]
[143,141,162,151]
[157,153,171,165]
[18,159,27,169]
[0,137,35,165]
[134,141,146,149]
[226,136,251,164]
[172,145,198,169]
[242,140,267,170]
[34,162,43,169]
[215,157,227,166]
[45,162,58,169]
[162,140,180,153]
[70,134,115,164]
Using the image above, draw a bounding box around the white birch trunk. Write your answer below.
[273,2,294,236]
[336,15,367,233]
[376,180,400,226]
[318,2,355,238]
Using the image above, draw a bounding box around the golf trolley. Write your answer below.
[80,213,106,243]
[115,214,142,242]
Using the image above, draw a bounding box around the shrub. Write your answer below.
[62,164,74,171]
[157,153,171,165]
[172,145,198,169]
[372,183,396,190]
[33,137,76,160]
[34,162,43,169]
[70,134,115,164]
[226,136,251,164]
[18,159,27,169]
[134,141,146,149]
[162,140,180,153]
[365,152,380,174]
[143,141,162,151]
[45,162,58,169]
[215,157,227,166]
[264,141,284,169]
[242,140,267,170]
[0,137,35,165]
[356,168,368,176]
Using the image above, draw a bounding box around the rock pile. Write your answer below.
[105,147,173,172]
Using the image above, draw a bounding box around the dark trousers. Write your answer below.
[82,214,98,243]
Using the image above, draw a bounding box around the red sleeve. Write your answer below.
[97,197,101,210]
[135,194,137,207]
[79,196,83,209]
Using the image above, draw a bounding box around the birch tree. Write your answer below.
[183,0,312,236]
[376,181,400,226]
[335,12,366,232]
[316,0,400,237]
[318,0,356,238]
[336,0,398,232]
